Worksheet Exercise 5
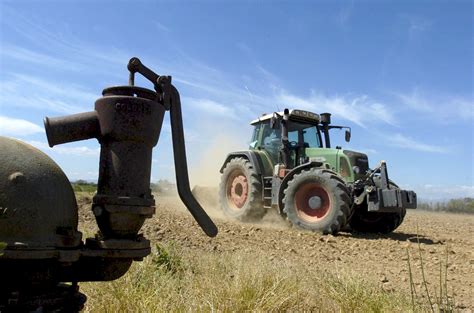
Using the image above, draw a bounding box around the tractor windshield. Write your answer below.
[288,122,322,148]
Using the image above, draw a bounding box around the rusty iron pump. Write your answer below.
[0,58,217,311]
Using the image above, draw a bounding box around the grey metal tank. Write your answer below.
[0,136,81,249]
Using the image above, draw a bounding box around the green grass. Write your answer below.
[82,242,417,312]
[0,242,6,256]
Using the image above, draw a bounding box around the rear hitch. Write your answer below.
[362,161,417,212]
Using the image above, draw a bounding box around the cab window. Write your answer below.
[287,122,321,148]
[303,126,321,148]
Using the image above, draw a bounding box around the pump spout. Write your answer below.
[44,111,100,147]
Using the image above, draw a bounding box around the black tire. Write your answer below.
[219,157,265,221]
[282,168,351,234]
[349,182,406,233]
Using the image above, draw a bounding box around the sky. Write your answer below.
[0,0,472,200]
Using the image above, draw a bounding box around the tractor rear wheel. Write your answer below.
[283,168,351,234]
[219,157,265,221]
[349,182,406,233]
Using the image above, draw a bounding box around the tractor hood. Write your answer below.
[305,148,339,168]
[305,148,369,180]
[343,150,369,176]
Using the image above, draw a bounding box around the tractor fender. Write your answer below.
[220,151,265,176]
[277,161,324,214]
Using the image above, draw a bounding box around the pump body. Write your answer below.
[46,85,166,239]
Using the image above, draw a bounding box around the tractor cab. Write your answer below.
[249,110,322,164]
[248,109,354,180]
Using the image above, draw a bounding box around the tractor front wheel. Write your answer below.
[283,168,351,234]
[219,157,265,222]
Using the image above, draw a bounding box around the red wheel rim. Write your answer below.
[294,183,331,223]
[226,173,249,210]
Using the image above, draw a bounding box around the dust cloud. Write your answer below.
[189,132,244,219]
[186,122,289,229]
[189,133,244,187]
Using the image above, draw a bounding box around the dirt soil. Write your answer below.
[78,194,474,310]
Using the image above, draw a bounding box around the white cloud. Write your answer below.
[415,184,474,200]
[154,21,170,32]
[256,64,280,85]
[1,45,83,71]
[27,140,100,157]
[0,74,96,114]
[184,97,237,118]
[0,115,43,136]
[387,133,447,153]
[396,88,432,112]
[407,16,432,38]
[345,146,378,155]
[236,42,253,55]
[173,75,270,116]
[337,1,355,28]
[395,89,474,122]
[2,8,128,69]
[447,97,474,119]
[276,90,396,127]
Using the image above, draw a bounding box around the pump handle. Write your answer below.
[127,57,218,237]
[169,86,218,237]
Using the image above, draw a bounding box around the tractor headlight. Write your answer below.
[353,166,360,174]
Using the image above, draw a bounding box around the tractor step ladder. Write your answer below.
[263,176,273,209]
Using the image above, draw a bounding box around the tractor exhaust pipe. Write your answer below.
[280,108,291,168]
[320,112,331,148]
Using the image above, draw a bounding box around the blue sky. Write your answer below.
[0,1,472,200]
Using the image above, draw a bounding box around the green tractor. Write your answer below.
[219,109,417,234]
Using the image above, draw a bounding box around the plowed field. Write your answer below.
[78,194,474,311]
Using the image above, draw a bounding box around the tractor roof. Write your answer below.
[250,109,320,125]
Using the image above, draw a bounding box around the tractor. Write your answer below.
[219,109,417,234]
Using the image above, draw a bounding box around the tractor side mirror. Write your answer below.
[345,129,351,142]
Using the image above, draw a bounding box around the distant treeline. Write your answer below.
[71,179,177,195]
[418,198,474,214]
[70,179,473,215]
[151,179,176,195]
[71,180,97,193]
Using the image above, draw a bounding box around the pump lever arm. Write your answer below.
[127,57,160,87]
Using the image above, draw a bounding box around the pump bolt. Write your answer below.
[8,172,25,184]
[158,76,169,84]
[93,206,103,217]
[127,57,141,72]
